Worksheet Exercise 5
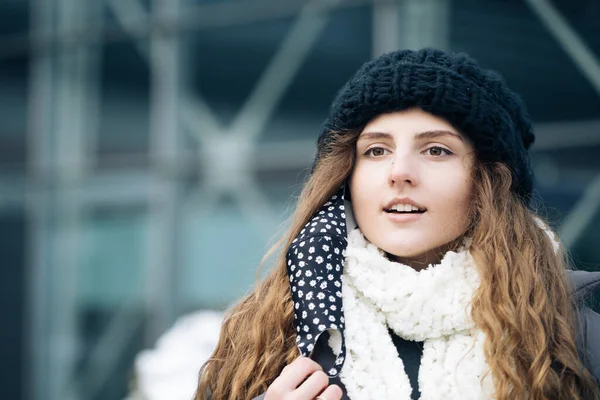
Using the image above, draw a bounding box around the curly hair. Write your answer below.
[195,129,599,399]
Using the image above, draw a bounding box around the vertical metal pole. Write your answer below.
[25,0,55,398]
[30,0,97,398]
[373,0,451,57]
[146,0,181,343]
[372,0,400,57]
[47,0,86,397]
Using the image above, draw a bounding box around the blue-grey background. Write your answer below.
[1,0,599,399]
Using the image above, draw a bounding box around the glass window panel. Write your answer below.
[0,56,28,172]
[0,209,26,400]
[180,194,290,310]
[78,207,149,307]
[0,1,29,36]
[96,41,150,167]
[75,206,149,400]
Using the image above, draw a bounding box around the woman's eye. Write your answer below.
[365,147,389,157]
[426,146,452,157]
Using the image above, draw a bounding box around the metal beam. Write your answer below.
[406,0,450,51]
[0,136,316,211]
[146,0,182,347]
[372,0,401,58]
[559,172,600,249]
[74,304,146,400]
[25,0,56,398]
[525,0,600,96]
[229,0,340,140]
[106,0,223,140]
[533,119,600,151]
[375,0,450,55]
[69,1,185,398]
[525,0,600,250]
[182,0,341,232]
[45,0,99,398]
[106,0,333,244]
[0,0,399,59]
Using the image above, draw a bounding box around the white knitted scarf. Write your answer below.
[338,229,495,399]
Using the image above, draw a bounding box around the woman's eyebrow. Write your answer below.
[357,131,393,141]
[358,130,463,142]
[414,130,464,142]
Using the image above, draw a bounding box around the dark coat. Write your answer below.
[249,269,600,400]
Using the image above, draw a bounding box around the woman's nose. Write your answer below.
[388,155,420,187]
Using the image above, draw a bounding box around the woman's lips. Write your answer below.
[385,210,426,223]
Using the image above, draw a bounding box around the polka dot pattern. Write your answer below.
[286,187,348,376]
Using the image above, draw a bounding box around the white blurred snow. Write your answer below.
[126,310,224,400]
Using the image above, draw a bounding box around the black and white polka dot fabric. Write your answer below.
[286,187,348,377]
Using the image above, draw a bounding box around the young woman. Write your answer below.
[195,48,600,399]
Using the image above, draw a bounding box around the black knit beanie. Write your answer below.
[315,48,536,203]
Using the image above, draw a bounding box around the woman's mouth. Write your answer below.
[384,209,426,222]
[384,204,426,222]
[384,204,426,214]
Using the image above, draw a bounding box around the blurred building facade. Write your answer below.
[0,0,599,399]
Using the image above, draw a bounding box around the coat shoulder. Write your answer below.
[567,269,600,301]
[577,306,600,384]
[568,269,600,384]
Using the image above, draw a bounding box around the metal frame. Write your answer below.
[7,0,600,399]
[523,0,600,244]
[23,0,350,398]
[372,0,450,56]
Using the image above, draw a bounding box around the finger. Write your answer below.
[277,357,322,390]
[316,384,343,400]
[293,370,329,399]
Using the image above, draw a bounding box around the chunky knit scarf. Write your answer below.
[337,229,495,399]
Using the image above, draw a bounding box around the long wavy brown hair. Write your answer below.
[195,129,599,400]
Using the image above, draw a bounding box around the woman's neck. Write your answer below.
[387,237,466,271]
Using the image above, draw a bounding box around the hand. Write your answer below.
[264,357,343,400]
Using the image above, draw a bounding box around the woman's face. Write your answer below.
[350,108,476,269]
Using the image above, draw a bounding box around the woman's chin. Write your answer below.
[382,243,448,268]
